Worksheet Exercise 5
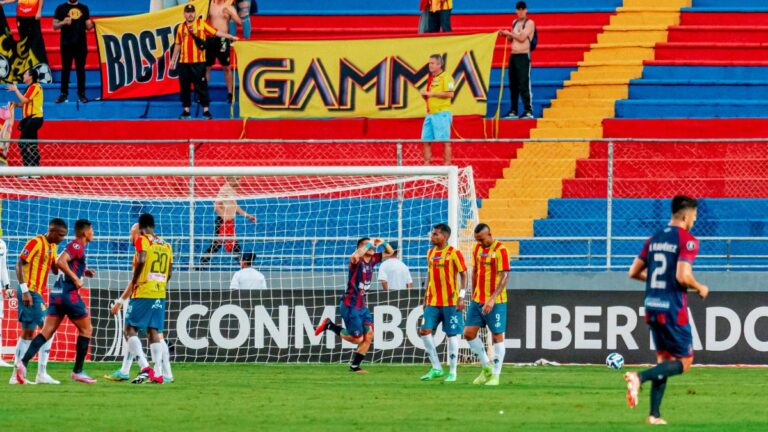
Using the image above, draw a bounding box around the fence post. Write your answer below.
[188,141,196,270]
[606,140,614,271]
[397,141,404,255]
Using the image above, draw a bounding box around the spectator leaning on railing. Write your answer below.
[53,0,93,104]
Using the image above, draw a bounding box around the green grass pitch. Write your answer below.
[2,363,767,431]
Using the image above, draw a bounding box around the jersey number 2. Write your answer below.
[650,253,667,289]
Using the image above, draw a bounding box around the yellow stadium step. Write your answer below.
[549,98,616,109]
[480,198,550,219]
[609,8,685,26]
[475,218,534,237]
[535,118,604,130]
[489,187,562,201]
[556,83,629,100]
[597,27,670,45]
[621,0,690,9]
[543,105,615,119]
[515,142,592,160]
[581,44,656,63]
[530,127,603,139]
[504,159,579,179]
[569,64,645,81]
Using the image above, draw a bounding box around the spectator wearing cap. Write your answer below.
[170,3,238,120]
[377,243,413,291]
[7,68,43,167]
[230,253,267,290]
[499,1,535,119]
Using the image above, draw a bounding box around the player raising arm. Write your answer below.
[10,218,67,385]
[464,223,510,386]
[113,214,173,384]
[624,196,709,425]
[315,237,393,373]
[419,223,467,382]
[16,220,97,384]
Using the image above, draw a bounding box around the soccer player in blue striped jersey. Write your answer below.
[15,219,97,384]
[315,237,393,372]
[625,196,709,425]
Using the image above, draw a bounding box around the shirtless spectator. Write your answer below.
[199,176,257,267]
[499,1,535,119]
[206,0,241,103]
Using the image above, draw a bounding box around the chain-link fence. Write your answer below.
[2,138,767,271]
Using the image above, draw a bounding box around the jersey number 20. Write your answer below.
[150,251,170,274]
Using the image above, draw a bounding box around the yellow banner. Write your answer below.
[234,33,497,119]
[95,0,210,99]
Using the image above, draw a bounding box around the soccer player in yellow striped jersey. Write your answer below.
[465,223,510,386]
[419,223,467,382]
[114,214,172,384]
[11,218,68,385]
[107,222,174,383]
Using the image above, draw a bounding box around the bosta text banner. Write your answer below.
[95,0,210,100]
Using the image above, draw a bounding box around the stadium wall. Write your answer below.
[2,272,766,364]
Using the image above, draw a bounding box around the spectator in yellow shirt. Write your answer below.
[420,54,454,165]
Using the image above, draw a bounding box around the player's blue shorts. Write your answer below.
[466,301,507,334]
[125,298,166,332]
[421,305,464,336]
[17,289,46,330]
[421,111,452,141]
[47,287,88,320]
[647,311,693,359]
[339,303,373,338]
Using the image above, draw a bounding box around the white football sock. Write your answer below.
[119,340,133,375]
[127,336,149,369]
[447,336,460,375]
[150,343,163,377]
[14,338,31,364]
[161,339,173,379]
[37,336,53,376]
[420,334,442,370]
[492,342,505,376]
[467,337,490,367]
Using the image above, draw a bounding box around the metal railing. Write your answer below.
[2,137,768,271]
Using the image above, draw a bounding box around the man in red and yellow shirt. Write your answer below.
[10,218,67,384]
[465,223,510,386]
[7,68,44,166]
[419,223,467,382]
[170,3,238,120]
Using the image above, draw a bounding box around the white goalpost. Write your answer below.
[0,165,478,364]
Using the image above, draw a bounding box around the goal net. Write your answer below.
[0,166,478,364]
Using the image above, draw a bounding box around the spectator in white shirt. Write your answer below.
[377,243,413,291]
[229,253,267,290]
